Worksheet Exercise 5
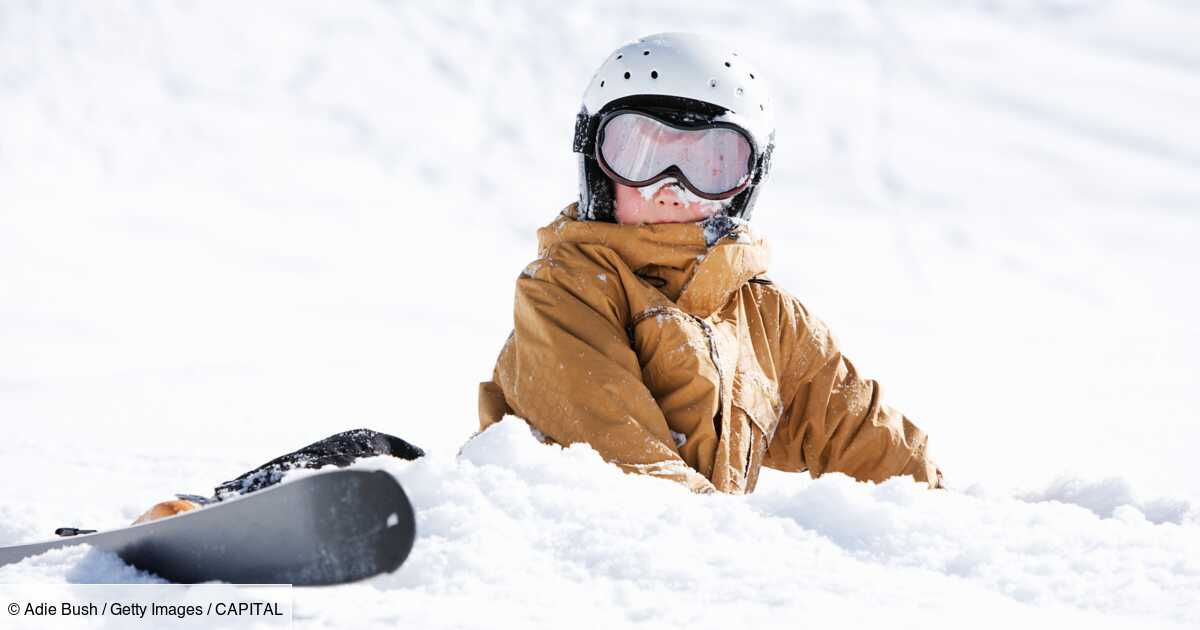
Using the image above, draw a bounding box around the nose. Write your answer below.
[652,184,685,209]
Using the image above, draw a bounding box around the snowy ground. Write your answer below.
[1,1,1198,628]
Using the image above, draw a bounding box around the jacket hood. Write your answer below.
[537,203,770,317]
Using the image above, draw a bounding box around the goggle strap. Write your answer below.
[572,112,597,155]
[751,144,773,186]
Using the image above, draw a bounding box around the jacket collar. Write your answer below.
[537,203,770,318]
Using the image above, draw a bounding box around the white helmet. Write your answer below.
[572,32,775,221]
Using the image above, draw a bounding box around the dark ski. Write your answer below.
[0,469,416,586]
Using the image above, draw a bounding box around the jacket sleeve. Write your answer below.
[762,294,942,488]
[489,244,716,494]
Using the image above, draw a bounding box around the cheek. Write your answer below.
[688,200,725,220]
[613,183,648,223]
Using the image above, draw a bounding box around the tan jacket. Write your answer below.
[479,204,940,494]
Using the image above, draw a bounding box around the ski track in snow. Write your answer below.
[1,1,1199,628]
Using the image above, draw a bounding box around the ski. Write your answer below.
[0,469,416,586]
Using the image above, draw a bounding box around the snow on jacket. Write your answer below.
[478,203,941,494]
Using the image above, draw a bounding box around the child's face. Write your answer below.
[613,178,727,225]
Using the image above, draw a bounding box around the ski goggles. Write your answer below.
[594,110,756,201]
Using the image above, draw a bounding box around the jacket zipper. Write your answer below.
[696,309,752,481]
[690,315,725,440]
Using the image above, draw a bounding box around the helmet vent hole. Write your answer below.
[643,50,650,56]
[617,54,623,59]
[600,80,605,87]
[650,70,658,79]
[749,73,755,79]
[623,71,631,80]
[759,104,765,111]
[709,78,718,88]
[736,87,744,96]
[724,61,731,68]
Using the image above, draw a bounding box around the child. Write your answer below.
[477,32,942,494]
[134,32,940,524]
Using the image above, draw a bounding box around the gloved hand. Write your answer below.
[131,499,200,525]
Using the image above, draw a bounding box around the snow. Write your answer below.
[2,1,1199,628]
[10,420,1196,628]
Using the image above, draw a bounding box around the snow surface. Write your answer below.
[5,421,1198,628]
[2,1,1199,628]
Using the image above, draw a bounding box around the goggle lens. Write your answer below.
[598,112,753,197]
